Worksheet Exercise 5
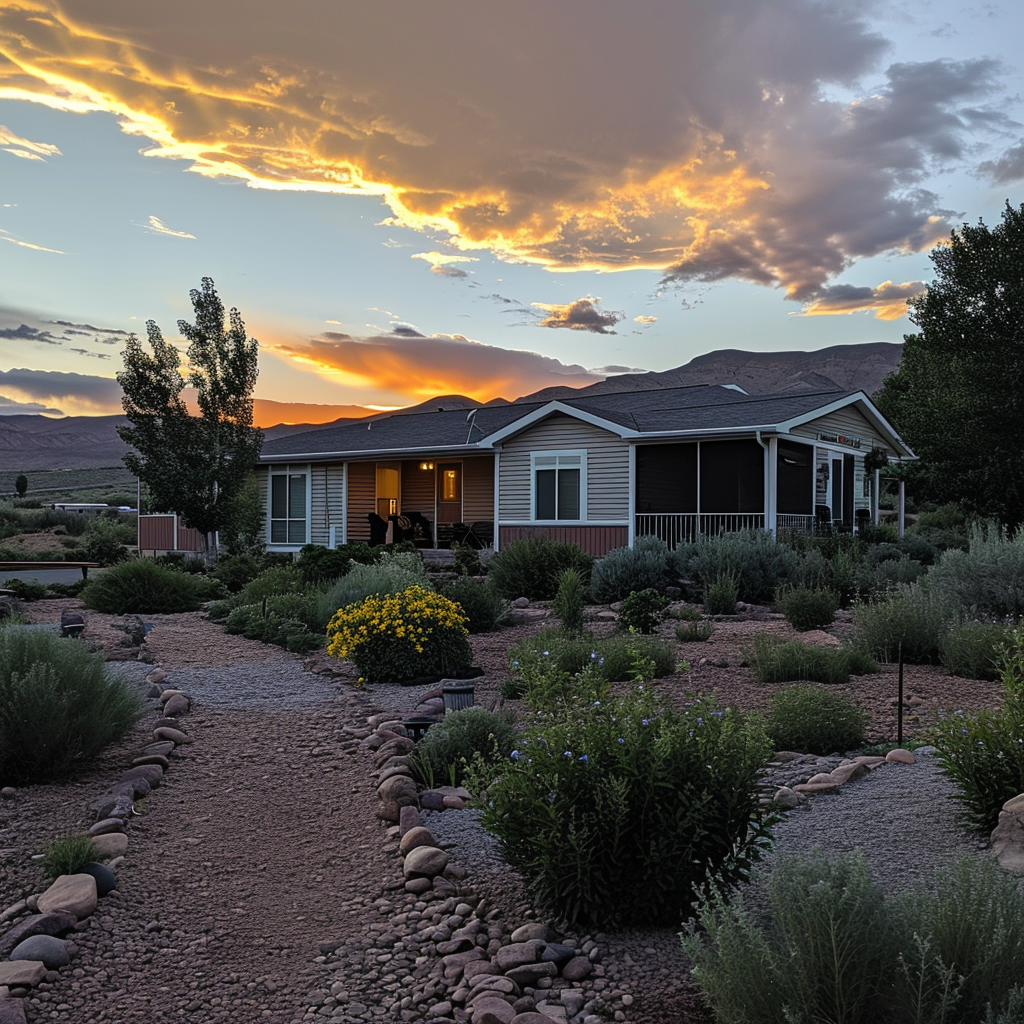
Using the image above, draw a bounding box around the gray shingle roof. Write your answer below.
[260,384,877,460]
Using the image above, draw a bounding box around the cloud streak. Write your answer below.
[145,215,196,239]
[0,123,61,160]
[0,228,64,254]
[270,329,605,403]
[0,0,1013,313]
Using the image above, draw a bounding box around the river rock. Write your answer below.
[164,694,190,717]
[992,793,1024,874]
[0,961,46,988]
[91,832,128,860]
[153,726,192,744]
[36,875,98,919]
[399,826,436,855]
[8,934,69,969]
[79,862,117,897]
[377,775,419,822]
[0,913,76,958]
[403,846,449,879]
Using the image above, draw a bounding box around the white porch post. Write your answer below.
[492,450,501,553]
[872,468,880,526]
[898,478,906,539]
[340,462,348,545]
[627,443,636,547]
[764,437,778,536]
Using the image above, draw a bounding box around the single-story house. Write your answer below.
[257,383,914,556]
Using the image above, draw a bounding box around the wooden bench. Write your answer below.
[0,561,101,580]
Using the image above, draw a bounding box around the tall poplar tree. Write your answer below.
[117,278,263,555]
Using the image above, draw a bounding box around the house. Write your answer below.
[257,383,914,556]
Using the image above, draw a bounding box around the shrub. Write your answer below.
[81,559,213,614]
[42,835,98,879]
[507,629,676,706]
[0,578,47,601]
[326,585,471,683]
[672,530,800,604]
[82,516,135,565]
[317,551,431,626]
[932,627,1024,831]
[764,684,868,754]
[618,588,670,634]
[295,542,376,586]
[552,567,587,634]
[745,634,877,686]
[589,536,669,603]
[676,620,714,642]
[854,555,927,598]
[224,593,326,653]
[853,584,953,663]
[0,630,143,785]
[940,621,1010,680]
[684,849,1024,1024]
[453,544,483,577]
[927,522,1024,621]
[704,570,738,615]
[411,708,517,787]
[776,586,839,631]
[235,565,303,607]
[477,689,772,929]
[668,603,703,621]
[488,537,593,600]
[441,577,509,633]
[210,553,264,594]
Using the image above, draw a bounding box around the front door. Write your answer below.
[437,463,462,524]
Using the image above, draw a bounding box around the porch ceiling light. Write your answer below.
[420,461,434,471]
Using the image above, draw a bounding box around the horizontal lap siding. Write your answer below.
[500,525,628,556]
[401,461,434,518]
[346,462,375,543]
[463,457,495,521]
[498,414,629,521]
[791,408,888,450]
[310,464,329,546]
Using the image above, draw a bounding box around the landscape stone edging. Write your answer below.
[0,665,192,1016]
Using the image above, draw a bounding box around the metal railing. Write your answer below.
[776,514,816,536]
[635,513,766,548]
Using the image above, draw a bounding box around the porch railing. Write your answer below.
[776,514,816,536]
[635,513,765,548]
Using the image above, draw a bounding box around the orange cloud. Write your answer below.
[0,0,1003,301]
[799,281,927,320]
[268,330,603,403]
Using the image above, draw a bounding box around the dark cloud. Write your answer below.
[800,280,926,320]
[0,323,60,343]
[592,365,650,374]
[979,139,1024,183]
[532,298,625,334]
[390,324,426,338]
[68,347,112,359]
[431,265,468,278]
[50,319,129,336]
[0,394,64,415]
[0,367,122,414]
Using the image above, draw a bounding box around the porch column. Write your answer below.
[627,443,636,548]
[492,450,501,553]
[898,477,906,539]
[340,462,348,545]
[764,437,778,536]
[872,468,880,526]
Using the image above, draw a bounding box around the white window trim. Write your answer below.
[529,449,587,523]
[267,463,311,548]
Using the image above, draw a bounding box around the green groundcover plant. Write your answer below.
[764,684,869,755]
[475,689,772,930]
[932,626,1024,831]
[684,848,1024,1024]
[744,634,877,686]
[0,628,143,785]
[81,558,222,614]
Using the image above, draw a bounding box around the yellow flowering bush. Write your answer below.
[326,585,472,683]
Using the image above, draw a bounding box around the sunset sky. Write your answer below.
[1,0,1022,422]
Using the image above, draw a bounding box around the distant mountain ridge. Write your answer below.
[0,343,902,471]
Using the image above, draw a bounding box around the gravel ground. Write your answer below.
[0,599,1007,1024]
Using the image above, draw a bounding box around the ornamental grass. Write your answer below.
[326,584,471,683]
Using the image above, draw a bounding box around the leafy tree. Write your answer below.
[875,202,1024,527]
[14,474,27,498]
[117,278,262,556]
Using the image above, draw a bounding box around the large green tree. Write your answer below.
[117,278,263,554]
[875,201,1024,527]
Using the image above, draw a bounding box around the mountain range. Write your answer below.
[0,342,902,471]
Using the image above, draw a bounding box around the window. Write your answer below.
[443,467,460,502]
[269,469,308,544]
[532,452,584,521]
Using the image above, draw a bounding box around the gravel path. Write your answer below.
[2,602,1006,1024]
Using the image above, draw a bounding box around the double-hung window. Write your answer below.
[532,452,585,521]
[269,467,308,544]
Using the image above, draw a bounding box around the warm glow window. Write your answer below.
[443,468,460,502]
[269,469,308,544]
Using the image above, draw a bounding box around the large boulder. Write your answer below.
[8,934,70,969]
[36,874,98,919]
[993,793,1024,874]
[402,846,449,879]
[0,913,76,958]
[376,774,418,822]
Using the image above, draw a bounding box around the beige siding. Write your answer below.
[401,460,435,518]
[498,413,629,522]
[346,462,375,543]
[309,464,329,546]
[256,466,269,545]
[463,456,495,521]
[791,406,889,450]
